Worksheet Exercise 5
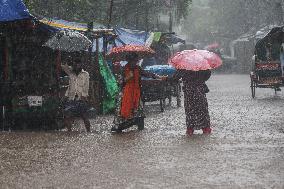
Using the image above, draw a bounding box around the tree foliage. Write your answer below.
[24,0,192,32]
[184,0,284,42]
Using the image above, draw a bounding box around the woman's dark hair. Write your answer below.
[126,53,139,61]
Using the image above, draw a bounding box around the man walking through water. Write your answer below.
[61,58,91,132]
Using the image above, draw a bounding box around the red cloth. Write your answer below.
[120,63,141,119]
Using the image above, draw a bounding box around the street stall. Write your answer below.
[0,0,118,131]
[41,17,119,115]
[250,26,284,98]
[0,0,65,130]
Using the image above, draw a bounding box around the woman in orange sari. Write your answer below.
[120,53,162,119]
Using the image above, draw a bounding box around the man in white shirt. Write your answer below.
[61,59,91,132]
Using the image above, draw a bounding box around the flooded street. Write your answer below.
[0,74,283,189]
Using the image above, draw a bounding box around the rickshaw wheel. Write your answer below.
[160,99,165,112]
[250,78,256,98]
[177,97,181,107]
[137,117,144,130]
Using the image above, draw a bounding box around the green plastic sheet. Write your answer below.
[153,32,162,42]
[98,53,119,114]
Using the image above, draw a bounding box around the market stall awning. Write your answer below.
[235,25,282,42]
[40,18,107,32]
[40,17,116,52]
[114,27,149,46]
[0,0,32,22]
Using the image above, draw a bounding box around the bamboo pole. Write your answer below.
[2,37,9,131]
[169,0,173,33]
[108,0,114,28]
[4,39,9,81]
[95,37,103,114]
[56,50,61,79]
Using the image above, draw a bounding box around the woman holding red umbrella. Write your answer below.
[171,70,212,135]
[109,45,165,131]
[111,52,164,132]
[120,53,163,120]
[109,45,165,132]
[169,49,222,135]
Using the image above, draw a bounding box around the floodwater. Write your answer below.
[0,75,283,189]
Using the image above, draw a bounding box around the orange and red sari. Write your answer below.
[120,64,141,119]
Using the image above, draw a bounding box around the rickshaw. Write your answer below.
[250,26,284,98]
[141,65,181,112]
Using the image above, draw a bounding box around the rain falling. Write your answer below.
[0,0,284,188]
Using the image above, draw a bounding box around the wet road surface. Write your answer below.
[0,74,283,189]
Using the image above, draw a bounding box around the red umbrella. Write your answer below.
[169,49,222,71]
[108,45,155,62]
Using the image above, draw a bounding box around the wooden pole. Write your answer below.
[169,0,173,33]
[95,37,103,114]
[4,38,9,81]
[55,50,61,79]
[103,34,107,58]
[108,0,114,28]
[145,1,149,32]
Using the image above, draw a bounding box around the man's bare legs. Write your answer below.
[81,113,91,132]
[64,116,74,132]
[64,114,91,132]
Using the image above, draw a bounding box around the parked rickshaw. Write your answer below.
[250,26,284,98]
[141,65,181,112]
[141,77,181,112]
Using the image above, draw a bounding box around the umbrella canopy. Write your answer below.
[107,44,155,62]
[169,49,222,71]
[44,30,92,52]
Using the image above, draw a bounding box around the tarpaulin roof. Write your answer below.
[161,33,186,45]
[114,28,149,46]
[39,17,117,53]
[0,0,32,22]
[40,17,107,32]
[235,25,282,42]
[254,26,284,61]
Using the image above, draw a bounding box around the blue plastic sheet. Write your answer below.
[0,0,31,22]
[114,28,149,46]
[144,65,176,76]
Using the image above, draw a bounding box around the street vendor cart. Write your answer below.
[250,26,284,98]
[141,65,181,112]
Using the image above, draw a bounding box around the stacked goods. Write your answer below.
[144,65,176,77]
